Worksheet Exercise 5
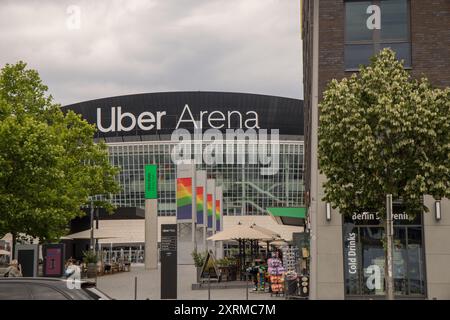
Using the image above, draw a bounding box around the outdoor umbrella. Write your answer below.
[62,229,118,240]
[207,222,273,279]
[250,223,281,240]
[207,223,273,241]
[258,240,287,247]
[269,240,288,246]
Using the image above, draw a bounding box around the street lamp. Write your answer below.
[325,203,331,221]
[435,200,441,221]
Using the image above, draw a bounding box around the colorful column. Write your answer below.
[144,164,158,270]
[196,170,207,251]
[206,179,216,233]
[176,163,196,263]
[176,164,196,224]
[215,186,223,233]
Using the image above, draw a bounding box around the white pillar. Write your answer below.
[145,198,158,269]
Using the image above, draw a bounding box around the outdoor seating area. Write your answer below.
[98,261,131,275]
[193,222,310,299]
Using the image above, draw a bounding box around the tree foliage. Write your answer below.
[0,61,120,242]
[318,49,450,218]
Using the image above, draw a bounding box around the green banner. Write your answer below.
[144,165,158,199]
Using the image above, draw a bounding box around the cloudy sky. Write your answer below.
[0,0,302,105]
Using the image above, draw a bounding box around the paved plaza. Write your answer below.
[96,264,283,300]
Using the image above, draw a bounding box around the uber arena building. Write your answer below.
[63,91,305,261]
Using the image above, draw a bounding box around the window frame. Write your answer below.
[341,214,428,299]
[344,0,412,71]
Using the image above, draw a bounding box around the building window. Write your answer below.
[345,0,411,70]
[104,141,304,216]
[342,210,426,297]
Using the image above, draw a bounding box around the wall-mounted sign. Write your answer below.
[63,92,303,138]
[96,104,260,133]
[144,164,158,199]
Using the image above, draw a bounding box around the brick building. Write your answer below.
[303,0,450,299]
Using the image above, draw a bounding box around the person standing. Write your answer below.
[4,259,22,277]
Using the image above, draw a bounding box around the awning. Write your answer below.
[267,207,307,226]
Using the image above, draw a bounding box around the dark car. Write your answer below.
[0,278,112,300]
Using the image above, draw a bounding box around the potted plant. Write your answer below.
[83,250,98,279]
[216,257,237,281]
[191,250,206,283]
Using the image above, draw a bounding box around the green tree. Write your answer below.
[0,61,120,251]
[318,49,450,297]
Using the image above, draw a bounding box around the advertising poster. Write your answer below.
[206,179,216,231]
[215,186,223,232]
[196,187,205,225]
[43,244,65,277]
[195,170,207,226]
[176,177,193,220]
[207,194,213,230]
[176,163,196,222]
[215,200,221,232]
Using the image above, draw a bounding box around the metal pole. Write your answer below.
[192,221,196,245]
[386,194,394,300]
[203,226,207,252]
[243,240,246,272]
[90,200,94,252]
[134,276,138,300]
[208,273,211,300]
[246,273,249,300]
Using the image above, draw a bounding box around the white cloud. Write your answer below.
[0,0,302,105]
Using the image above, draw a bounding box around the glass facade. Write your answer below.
[343,211,426,297]
[104,140,304,216]
[345,0,411,70]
